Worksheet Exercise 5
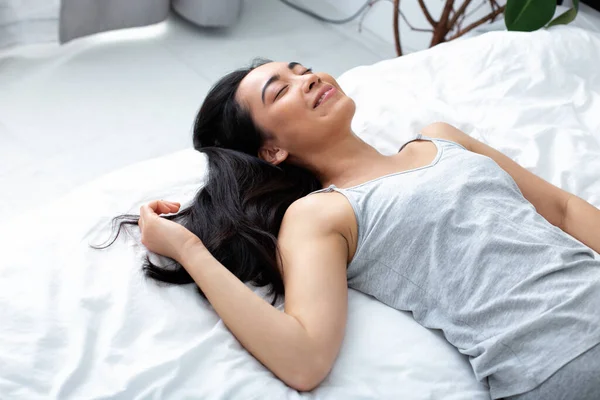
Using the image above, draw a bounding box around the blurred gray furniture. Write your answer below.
[59,0,243,43]
[173,0,242,28]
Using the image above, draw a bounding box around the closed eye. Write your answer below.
[274,67,313,102]
[275,86,288,100]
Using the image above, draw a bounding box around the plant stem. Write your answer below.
[430,0,455,46]
[448,5,505,40]
[418,0,437,27]
[393,0,402,56]
[399,9,434,32]
[448,0,473,28]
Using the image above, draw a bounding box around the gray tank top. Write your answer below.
[309,133,600,398]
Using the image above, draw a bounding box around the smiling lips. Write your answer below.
[313,86,336,109]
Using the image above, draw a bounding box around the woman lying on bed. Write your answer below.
[105,59,600,400]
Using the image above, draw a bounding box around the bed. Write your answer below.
[1,25,599,399]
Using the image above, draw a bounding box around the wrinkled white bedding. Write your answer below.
[1,26,600,399]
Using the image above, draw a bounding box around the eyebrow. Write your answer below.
[261,62,302,104]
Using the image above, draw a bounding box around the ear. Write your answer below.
[258,145,288,165]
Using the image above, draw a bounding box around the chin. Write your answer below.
[336,96,356,122]
[345,96,356,114]
[321,97,355,133]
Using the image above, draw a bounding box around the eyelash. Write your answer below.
[275,68,313,101]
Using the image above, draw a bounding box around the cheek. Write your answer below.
[257,104,308,146]
[258,103,292,132]
[275,101,306,129]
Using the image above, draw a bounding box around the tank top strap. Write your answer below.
[306,132,468,197]
[399,132,462,153]
[307,184,339,196]
[419,133,468,151]
[398,132,425,153]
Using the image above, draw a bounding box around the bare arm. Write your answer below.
[561,195,600,255]
[179,195,349,391]
[422,122,600,254]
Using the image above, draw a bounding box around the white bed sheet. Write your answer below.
[1,25,600,399]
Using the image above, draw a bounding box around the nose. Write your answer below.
[303,74,321,93]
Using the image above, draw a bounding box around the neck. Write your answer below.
[303,130,394,189]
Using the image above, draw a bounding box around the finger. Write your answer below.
[162,200,180,210]
[167,202,180,212]
[142,200,178,217]
[140,204,158,219]
[155,201,175,215]
[146,200,161,212]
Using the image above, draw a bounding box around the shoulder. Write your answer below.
[280,192,356,263]
[282,192,353,235]
[420,122,473,151]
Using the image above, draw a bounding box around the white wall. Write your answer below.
[321,0,506,54]
[0,0,60,49]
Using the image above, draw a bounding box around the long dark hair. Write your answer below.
[96,59,321,305]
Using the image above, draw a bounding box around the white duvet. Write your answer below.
[1,26,600,399]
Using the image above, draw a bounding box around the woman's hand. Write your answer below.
[138,200,204,263]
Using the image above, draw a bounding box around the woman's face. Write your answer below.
[236,61,355,165]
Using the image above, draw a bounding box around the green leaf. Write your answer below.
[505,0,556,32]
[547,0,579,27]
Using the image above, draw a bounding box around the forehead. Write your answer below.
[237,62,294,105]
